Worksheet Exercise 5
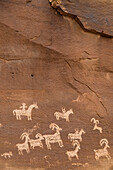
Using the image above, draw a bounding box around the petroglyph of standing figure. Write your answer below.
[29,133,44,149]
[43,123,64,150]
[1,152,13,159]
[66,140,80,161]
[68,128,85,142]
[54,108,74,122]
[91,118,102,133]
[16,132,30,155]
[94,139,111,160]
[13,103,38,120]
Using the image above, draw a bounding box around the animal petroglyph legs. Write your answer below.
[94,139,111,160]
[54,108,74,122]
[66,140,80,161]
[29,133,44,149]
[16,132,30,155]
[91,118,102,133]
[68,129,85,142]
[1,152,13,159]
[13,103,38,120]
[43,123,64,150]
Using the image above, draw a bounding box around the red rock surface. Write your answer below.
[0,0,113,170]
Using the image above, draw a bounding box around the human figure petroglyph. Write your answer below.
[94,139,111,160]
[54,108,74,122]
[16,132,30,155]
[20,103,27,111]
[91,118,102,133]
[68,129,85,142]
[29,133,44,149]
[66,140,80,161]
[13,103,38,120]
[1,152,13,159]
[43,123,64,150]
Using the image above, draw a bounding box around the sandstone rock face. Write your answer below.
[0,0,113,170]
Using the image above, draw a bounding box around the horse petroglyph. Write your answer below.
[43,123,64,150]
[66,140,81,161]
[94,139,111,160]
[16,132,30,155]
[1,152,13,159]
[13,103,38,120]
[91,118,102,133]
[29,133,44,149]
[68,128,85,142]
[54,108,74,122]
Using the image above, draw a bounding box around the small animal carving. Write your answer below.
[13,103,38,120]
[1,152,13,159]
[29,133,44,149]
[91,118,102,133]
[54,108,74,122]
[16,132,30,155]
[43,123,64,150]
[94,139,111,160]
[68,128,85,142]
[66,140,80,160]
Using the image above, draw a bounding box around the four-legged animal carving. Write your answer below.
[66,140,80,161]
[43,123,64,150]
[16,132,30,155]
[91,118,102,133]
[29,133,44,149]
[54,108,74,122]
[68,129,85,142]
[94,139,111,160]
[13,103,38,120]
[1,152,13,159]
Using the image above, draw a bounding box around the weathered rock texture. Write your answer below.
[0,0,113,170]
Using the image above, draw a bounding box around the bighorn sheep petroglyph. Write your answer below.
[94,139,111,160]
[66,140,81,160]
[91,118,102,133]
[43,123,64,150]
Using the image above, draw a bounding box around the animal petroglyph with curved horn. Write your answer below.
[91,118,102,133]
[13,103,38,120]
[94,138,111,160]
[54,108,74,122]
[68,128,85,142]
[43,123,64,150]
[66,140,81,161]
[16,132,30,155]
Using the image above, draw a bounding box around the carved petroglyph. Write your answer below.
[16,132,30,155]
[54,108,74,122]
[91,118,102,133]
[29,133,44,149]
[13,103,38,120]
[66,140,81,161]
[72,163,89,167]
[1,152,13,159]
[43,123,64,150]
[68,129,85,142]
[94,139,111,160]
[23,123,40,134]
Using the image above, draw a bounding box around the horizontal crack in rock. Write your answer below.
[49,0,113,38]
